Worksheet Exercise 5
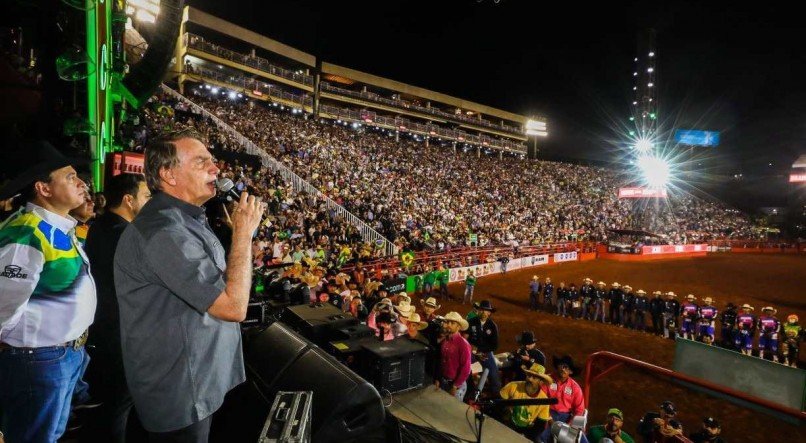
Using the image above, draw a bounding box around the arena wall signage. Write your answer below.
[618,187,668,198]
[384,277,407,294]
[641,244,708,255]
[446,254,550,283]
[554,251,578,263]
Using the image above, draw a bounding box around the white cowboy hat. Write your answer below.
[395,300,415,318]
[407,313,429,330]
[443,311,469,331]
[421,297,441,309]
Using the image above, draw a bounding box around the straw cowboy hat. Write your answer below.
[703,297,714,305]
[395,300,415,318]
[612,282,620,287]
[443,311,469,331]
[597,281,606,286]
[420,297,441,310]
[532,275,539,281]
[740,303,754,311]
[761,306,777,315]
[583,277,592,283]
[686,294,697,301]
[652,290,662,296]
[636,289,646,295]
[522,363,553,384]
[406,313,429,330]
[666,291,677,297]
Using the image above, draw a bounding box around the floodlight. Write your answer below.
[526,119,548,136]
[637,155,671,188]
[635,139,653,152]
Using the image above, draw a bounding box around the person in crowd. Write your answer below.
[568,283,581,319]
[636,400,684,443]
[69,186,96,246]
[84,173,151,441]
[608,282,623,326]
[680,295,699,340]
[781,314,802,367]
[697,297,718,344]
[649,291,666,336]
[689,417,724,443]
[463,270,477,305]
[719,303,738,349]
[663,292,680,340]
[556,281,569,317]
[543,277,555,311]
[437,263,450,300]
[540,355,586,443]
[633,289,649,332]
[405,312,430,346]
[587,408,636,443]
[735,304,756,356]
[529,275,542,311]
[509,330,547,381]
[436,312,472,401]
[114,129,264,441]
[592,281,608,323]
[580,277,595,320]
[423,265,436,297]
[621,285,635,329]
[0,141,95,443]
[757,306,781,362]
[499,363,553,441]
[467,300,501,395]
[93,191,107,216]
[375,311,405,341]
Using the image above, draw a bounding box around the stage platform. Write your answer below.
[388,386,529,442]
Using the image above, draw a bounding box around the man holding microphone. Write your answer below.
[114,130,264,441]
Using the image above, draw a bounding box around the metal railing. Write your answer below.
[161,85,398,256]
[183,65,312,108]
[185,33,314,86]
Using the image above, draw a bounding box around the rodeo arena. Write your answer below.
[1,2,805,443]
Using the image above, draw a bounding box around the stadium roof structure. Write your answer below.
[608,228,662,238]
[792,154,806,169]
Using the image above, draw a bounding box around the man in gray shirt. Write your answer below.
[114,129,264,441]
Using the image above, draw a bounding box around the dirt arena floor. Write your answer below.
[432,253,806,442]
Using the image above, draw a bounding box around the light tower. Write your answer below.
[630,29,658,144]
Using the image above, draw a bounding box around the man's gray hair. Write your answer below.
[144,128,207,192]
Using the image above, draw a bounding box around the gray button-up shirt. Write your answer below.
[114,192,244,432]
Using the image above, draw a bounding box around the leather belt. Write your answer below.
[0,329,88,352]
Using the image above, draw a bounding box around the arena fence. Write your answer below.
[161,85,399,257]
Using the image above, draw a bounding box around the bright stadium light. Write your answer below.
[637,155,671,188]
[228,91,237,99]
[211,87,219,93]
[635,138,653,152]
[526,119,548,137]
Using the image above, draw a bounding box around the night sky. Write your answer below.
[190,0,804,207]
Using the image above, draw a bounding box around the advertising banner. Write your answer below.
[554,251,578,263]
[641,244,708,255]
[674,129,720,147]
[618,187,668,198]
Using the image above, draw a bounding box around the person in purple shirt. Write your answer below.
[735,304,756,355]
[680,294,700,340]
[757,306,781,362]
[697,297,719,345]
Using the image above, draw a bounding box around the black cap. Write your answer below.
[703,417,720,428]
[660,400,676,415]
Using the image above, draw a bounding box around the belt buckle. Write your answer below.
[74,330,88,350]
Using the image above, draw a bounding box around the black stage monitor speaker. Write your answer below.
[360,339,428,394]
[246,323,384,443]
[281,303,359,345]
[122,0,184,107]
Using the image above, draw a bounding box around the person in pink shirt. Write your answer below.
[540,355,586,442]
[434,311,472,401]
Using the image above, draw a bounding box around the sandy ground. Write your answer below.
[427,253,806,442]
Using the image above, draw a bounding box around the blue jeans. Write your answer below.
[73,347,91,405]
[0,345,84,443]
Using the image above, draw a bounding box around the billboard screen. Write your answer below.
[674,129,720,147]
[790,174,806,183]
[618,187,668,198]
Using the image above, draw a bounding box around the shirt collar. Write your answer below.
[149,191,206,220]
[26,202,77,233]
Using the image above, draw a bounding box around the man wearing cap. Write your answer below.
[0,141,96,442]
[587,408,635,443]
[608,282,623,326]
[436,312,472,401]
[757,306,781,362]
[637,400,684,442]
[580,278,594,320]
[499,363,553,440]
[509,331,547,381]
[592,281,607,323]
[735,304,757,356]
[114,130,264,441]
[697,297,718,345]
[529,276,542,311]
[468,300,501,395]
[649,291,665,336]
[663,292,680,340]
[540,355,586,442]
[689,417,724,443]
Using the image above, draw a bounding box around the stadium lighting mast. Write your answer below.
[631,29,658,146]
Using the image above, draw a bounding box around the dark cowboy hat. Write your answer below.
[516,330,537,345]
[0,140,88,200]
[552,355,580,374]
[473,300,496,312]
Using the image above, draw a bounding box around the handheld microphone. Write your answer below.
[474,368,489,402]
[215,178,242,201]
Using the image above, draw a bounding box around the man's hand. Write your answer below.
[450,385,458,396]
[231,191,265,238]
